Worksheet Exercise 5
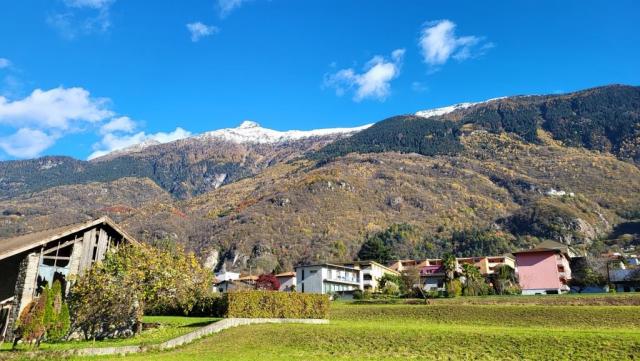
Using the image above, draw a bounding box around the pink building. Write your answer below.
[513,240,573,295]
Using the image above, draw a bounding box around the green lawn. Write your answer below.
[81,297,640,360]
[0,316,218,353]
[4,295,640,360]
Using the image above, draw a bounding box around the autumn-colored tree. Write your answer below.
[255,274,280,291]
[69,243,214,340]
[13,297,46,348]
[69,246,145,340]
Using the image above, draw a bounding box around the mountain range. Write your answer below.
[1,84,639,272]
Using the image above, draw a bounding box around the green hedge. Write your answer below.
[225,291,329,319]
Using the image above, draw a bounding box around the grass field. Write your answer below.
[4,294,640,360]
[0,316,218,354]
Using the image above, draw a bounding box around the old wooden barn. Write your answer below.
[0,216,136,342]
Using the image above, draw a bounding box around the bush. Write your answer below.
[14,298,46,348]
[445,280,462,298]
[379,273,403,290]
[382,282,400,296]
[424,290,440,299]
[352,290,364,300]
[187,294,228,317]
[225,291,329,319]
[43,280,70,342]
[13,281,71,347]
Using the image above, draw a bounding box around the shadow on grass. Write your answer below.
[180,321,214,328]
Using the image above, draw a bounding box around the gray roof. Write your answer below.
[294,263,360,271]
[0,216,137,261]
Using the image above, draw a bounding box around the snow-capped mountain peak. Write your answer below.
[238,120,261,129]
[197,121,372,144]
[91,120,372,160]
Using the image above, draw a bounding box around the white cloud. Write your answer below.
[411,81,428,92]
[324,49,405,102]
[89,127,191,159]
[0,128,58,159]
[99,116,136,135]
[0,58,10,69]
[218,0,249,17]
[0,86,194,159]
[187,22,219,42]
[419,20,492,68]
[63,0,114,9]
[0,87,113,130]
[48,0,114,39]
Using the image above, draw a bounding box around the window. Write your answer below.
[363,274,372,281]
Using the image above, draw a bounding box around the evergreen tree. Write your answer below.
[357,237,391,264]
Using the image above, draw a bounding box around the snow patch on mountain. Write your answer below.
[415,97,506,119]
[415,103,477,118]
[197,120,372,144]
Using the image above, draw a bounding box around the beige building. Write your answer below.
[342,261,401,292]
[390,255,515,276]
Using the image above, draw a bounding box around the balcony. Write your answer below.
[326,272,359,285]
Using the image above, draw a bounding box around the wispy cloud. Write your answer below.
[411,81,428,92]
[217,0,250,18]
[89,127,191,160]
[187,22,219,42]
[99,116,136,135]
[419,20,493,70]
[63,0,114,9]
[324,49,405,102]
[48,0,115,39]
[0,58,11,69]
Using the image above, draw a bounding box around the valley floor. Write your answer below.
[5,294,640,361]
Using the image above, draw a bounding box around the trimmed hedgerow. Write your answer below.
[225,291,329,319]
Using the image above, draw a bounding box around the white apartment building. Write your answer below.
[215,270,240,282]
[295,263,362,295]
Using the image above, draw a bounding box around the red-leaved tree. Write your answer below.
[255,274,280,291]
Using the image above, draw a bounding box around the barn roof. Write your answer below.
[0,216,137,261]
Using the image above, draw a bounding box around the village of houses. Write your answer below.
[215,240,640,297]
[1,217,639,343]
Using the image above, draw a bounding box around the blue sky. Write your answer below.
[0,0,639,160]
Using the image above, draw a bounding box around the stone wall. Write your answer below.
[4,253,36,341]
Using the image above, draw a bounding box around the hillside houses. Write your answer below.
[605,253,640,292]
[213,240,639,297]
